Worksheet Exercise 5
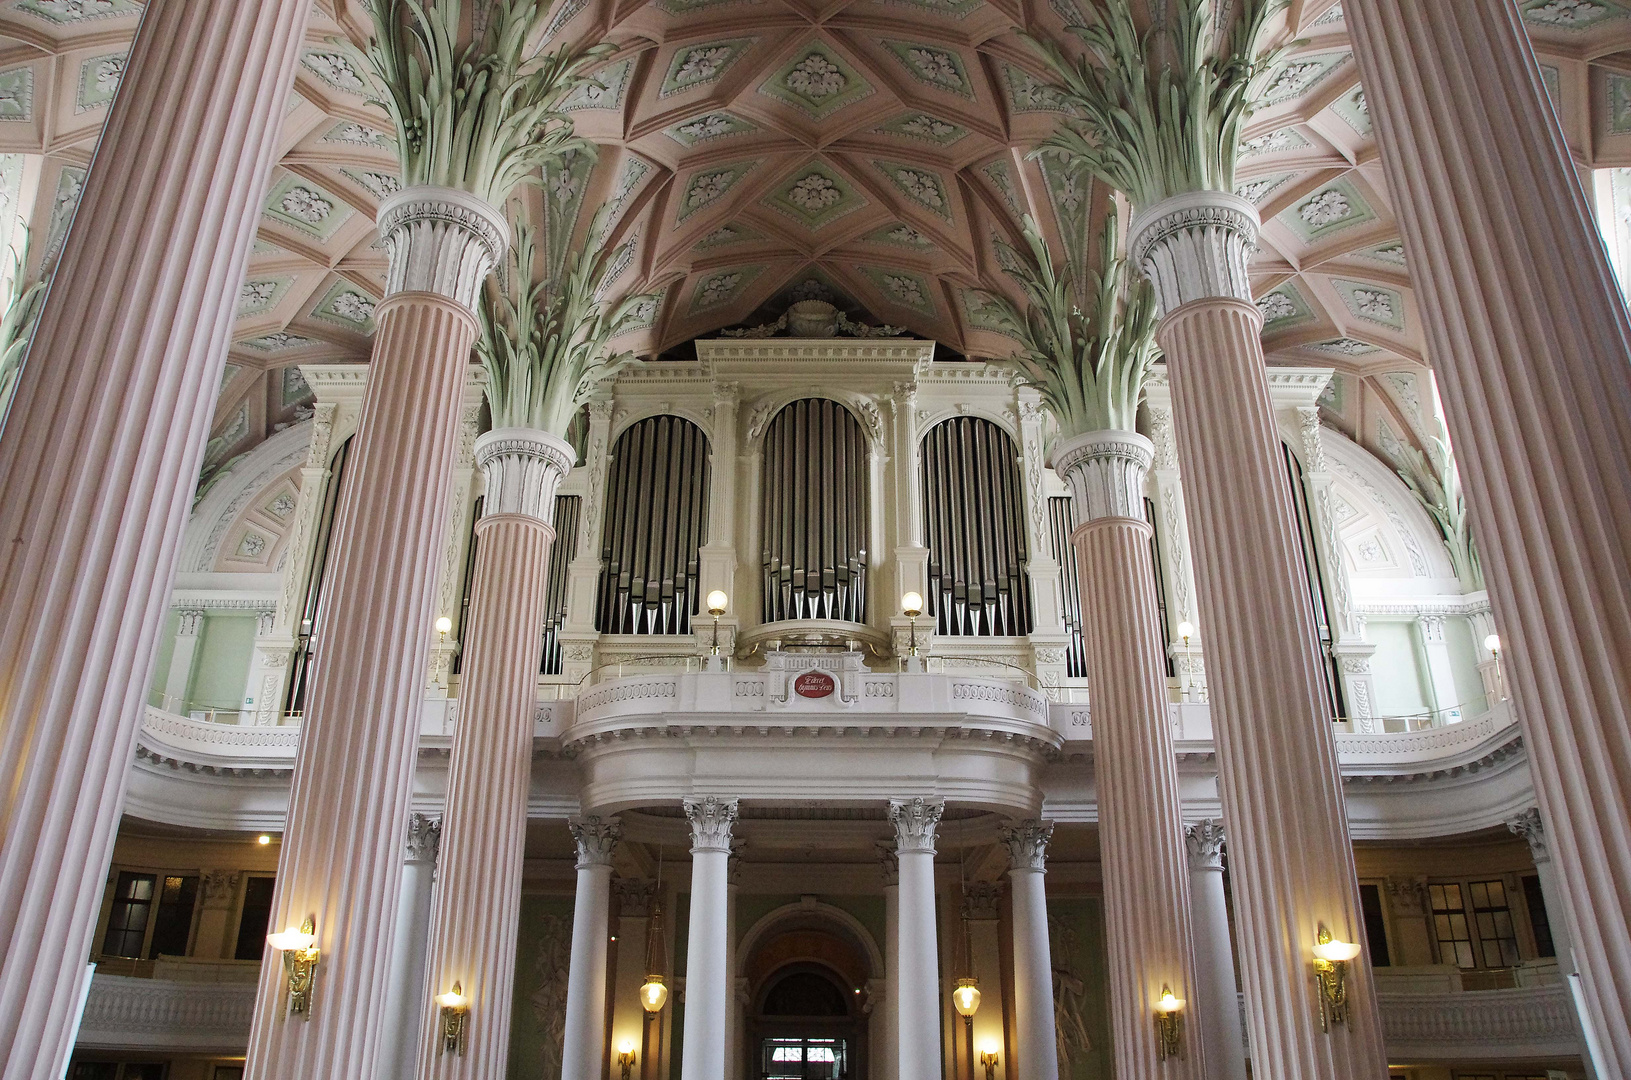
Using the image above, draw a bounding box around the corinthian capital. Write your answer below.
[405,812,442,865]
[684,796,739,854]
[1183,819,1226,871]
[570,815,622,868]
[1128,190,1260,315]
[888,797,943,855]
[1001,819,1054,873]
[1506,807,1549,864]
[377,186,509,310]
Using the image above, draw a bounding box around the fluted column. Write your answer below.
[888,797,942,1080]
[558,817,621,1080]
[681,797,737,1080]
[1347,6,1631,1065]
[415,427,576,1080]
[1000,821,1059,1080]
[381,815,441,1080]
[1184,821,1247,1080]
[1129,191,1386,1078]
[1052,430,1208,1079]
[245,187,508,1080]
[0,0,314,1073]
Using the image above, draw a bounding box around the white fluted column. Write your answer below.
[1001,821,1058,1080]
[1184,821,1248,1080]
[246,188,508,1080]
[559,817,621,1080]
[879,848,900,1080]
[0,1,315,1072]
[1130,191,1386,1078]
[681,797,737,1080]
[380,815,441,1080]
[889,798,942,1080]
[1347,1,1631,1066]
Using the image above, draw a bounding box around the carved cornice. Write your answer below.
[474,427,575,522]
[570,814,622,868]
[1000,818,1053,872]
[1128,190,1259,315]
[684,796,738,853]
[889,796,943,855]
[1050,430,1154,523]
[377,186,508,310]
[1183,819,1226,871]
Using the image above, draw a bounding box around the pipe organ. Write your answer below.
[759,398,869,624]
[1048,496,1089,678]
[920,416,1032,637]
[596,416,711,635]
[539,495,580,673]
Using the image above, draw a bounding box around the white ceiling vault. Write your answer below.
[0,0,1626,480]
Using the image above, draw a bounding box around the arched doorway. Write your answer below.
[751,963,863,1080]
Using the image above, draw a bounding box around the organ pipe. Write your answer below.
[539,494,580,673]
[759,398,870,624]
[921,417,1032,636]
[1048,495,1088,677]
[596,416,711,635]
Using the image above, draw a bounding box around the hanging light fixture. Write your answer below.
[642,846,669,1015]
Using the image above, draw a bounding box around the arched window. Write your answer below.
[596,415,711,635]
[920,416,1031,636]
[285,436,351,715]
[760,398,870,624]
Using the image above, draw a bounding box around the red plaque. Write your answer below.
[794,671,836,699]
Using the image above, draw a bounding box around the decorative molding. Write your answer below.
[684,796,739,853]
[569,814,622,868]
[199,870,240,906]
[376,186,509,310]
[1183,819,1226,871]
[1127,190,1260,313]
[877,843,899,887]
[962,880,1004,920]
[1050,430,1154,522]
[474,428,575,521]
[1000,818,1053,872]
[888,796,943,855]
[612,877,657,917]
[1385,875,1429,917]
[405,812,442,865]
[1506,806,1548,863]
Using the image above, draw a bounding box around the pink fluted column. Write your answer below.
[1129,191,1387,1079]
[0,1,312,1075]
[999,821,1059,1080]
[246,187,507,1080]
[1052,430,1207,1079]
[1346,1,1631,1068]
[414,427,579,1080]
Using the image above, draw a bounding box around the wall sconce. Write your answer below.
[640,973,668,1015]
[1153,984,1184,1060]
[1312,925,1362,1031]
[266,917,319,1018]
[435,981,469,1053]
[617,1040,638,1080]
[901,592,923,657]
[978,1044,999,1080]
[706,591,728,656]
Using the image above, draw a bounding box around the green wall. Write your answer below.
[187,613,256,712]
[1047,896,1113,1080]
[508,893,577,1080]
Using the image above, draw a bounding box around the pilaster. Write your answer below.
[1143,380,1206,701]
[161,607,207,709]
[560,396,614,680]
[699,381,741,656]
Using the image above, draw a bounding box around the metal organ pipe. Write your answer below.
[539,495,580,673]
[919,417,1033,636]
[758,398,870,624]
[595,416,711,635]
[1048,495,1088,677]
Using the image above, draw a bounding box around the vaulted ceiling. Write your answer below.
[0,0,1627,485]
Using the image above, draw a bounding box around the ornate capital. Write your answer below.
[1296,405,1328,474]
[405,812,442,865]
[199,869,240,906]
[684,796,739,854]
[1001,819,1054,873]
[1128,190,1260,315]
[1506,807,1549,863]
[963,880,1004,920]
[612,877,657,917]
[1417,614,1448,643]
[1184,819,1226,871]
[475,427,575,522]
[877,843,899,887]
[377,186,509,310]
[888,797,943,855]
[1050,430,1154,523]
[174,608,206,637]
[1386,875,1429,917]
[306,402,338,467]
[570,815,622,869]
[1147,405,1178,470]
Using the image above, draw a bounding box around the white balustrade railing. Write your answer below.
[76,972,257,1052]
